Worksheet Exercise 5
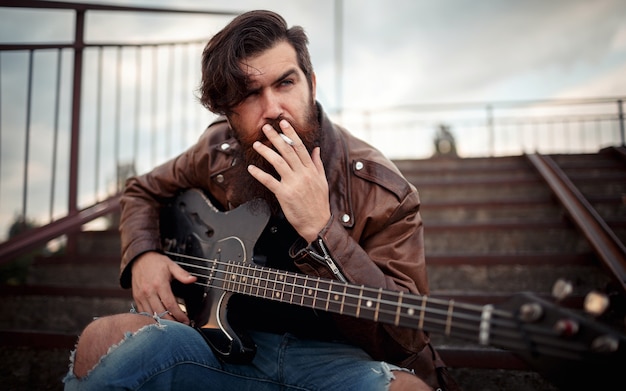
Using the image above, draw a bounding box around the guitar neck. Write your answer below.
[207,260,516,348]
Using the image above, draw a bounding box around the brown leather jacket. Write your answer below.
[119,104,454,388]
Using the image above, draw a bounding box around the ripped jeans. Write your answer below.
[63,312,407,391]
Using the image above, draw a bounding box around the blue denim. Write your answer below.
[63,317,407,390]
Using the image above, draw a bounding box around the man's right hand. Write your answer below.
[130,251,196,324]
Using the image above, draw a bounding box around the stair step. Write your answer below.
[424,224,591,254]
[394,155,531,173]
[416,181,552,202]
[421,200,564,223]
[27,263,120,288]
[1,346,70,391]
[73,230,121,256]
[0,294,131,335]
[427,264,611,295]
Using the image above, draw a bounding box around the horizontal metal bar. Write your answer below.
[527,153,626,292]
[0,195,121,263]
[0,0,241,16]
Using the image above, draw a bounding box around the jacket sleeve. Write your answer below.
[118,125,229,288]
[292,165,430,365]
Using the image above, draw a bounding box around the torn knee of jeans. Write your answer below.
[371,362,416,386]
[371,362,396,382]
[65,321,166,382]
[130,304,170,326]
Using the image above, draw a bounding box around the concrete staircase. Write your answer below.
[1,149,625,390]
[397,149,626,390]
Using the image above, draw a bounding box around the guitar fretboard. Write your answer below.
[170,253,528,351]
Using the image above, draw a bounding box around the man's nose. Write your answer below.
[261,90,283,120]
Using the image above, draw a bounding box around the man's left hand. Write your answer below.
[247,119,331,243]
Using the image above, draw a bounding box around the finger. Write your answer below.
[248,161,281,193]
[157,288,190,324]
[311,146,326,176]
[252,139,295,180]
[262,124,299,162]
[170,262,197,285]
[277,120,314,165]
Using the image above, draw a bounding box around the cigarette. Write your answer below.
[279,133,295,146]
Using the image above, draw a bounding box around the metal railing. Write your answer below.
[0,1,239,252]
[1,0,625,259]
[339,97,625,159]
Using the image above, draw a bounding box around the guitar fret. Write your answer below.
[418,295,427,329]
[324,281,331,312]
[270,270,277,299]
[356,286,363,318]
[374,288,382,322]
[395,291,404,326]
[311,278,321,309]
[300,276,312,307]
[224,263,232,291]
[377,291,398,325]
[284,273,295,304]
[263,269,271,299]
[326,282,344,314]
[235,264,243,293]
[248,266,256,295]
[339,284,347,315]
[445,299,455,336]
[274,271,284,301]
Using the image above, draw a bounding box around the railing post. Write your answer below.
[67,9,85,255]
[618,99,625,147]
[69,9,84,217]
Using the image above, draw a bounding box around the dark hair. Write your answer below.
[199,10,314,115]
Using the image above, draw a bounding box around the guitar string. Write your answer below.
[167,252,589,359]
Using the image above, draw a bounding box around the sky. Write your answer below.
[1,0,626,241]
[3,0,625,107]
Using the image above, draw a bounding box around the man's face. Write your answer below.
[227,40,320,209]
[228,40,318,150]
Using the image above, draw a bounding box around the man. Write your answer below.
[63,10,457,391]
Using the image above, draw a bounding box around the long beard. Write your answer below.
[229,104,321,214]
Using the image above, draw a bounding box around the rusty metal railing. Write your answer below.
[527,150,626,293]
[340,98,626,159]
[0,1,239,258]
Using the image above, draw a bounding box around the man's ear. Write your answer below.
[311,72,317,101]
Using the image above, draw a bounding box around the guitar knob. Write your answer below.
[519,302,543,322]
[552,278,573,301]
[554,318,579,337]
[584,290,610,317]
[591,335,620,353]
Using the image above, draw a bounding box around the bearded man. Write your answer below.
[63,10,457,391]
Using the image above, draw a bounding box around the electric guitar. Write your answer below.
[160,188,626,390]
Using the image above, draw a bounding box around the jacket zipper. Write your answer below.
[308,238,348,283]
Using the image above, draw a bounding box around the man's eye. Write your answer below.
[245,90,259,99]
[280,79,294,86]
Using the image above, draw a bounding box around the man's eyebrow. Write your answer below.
[274,68,299,85]
[245,68,299,94]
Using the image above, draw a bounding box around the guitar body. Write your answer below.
[161,189,270,363]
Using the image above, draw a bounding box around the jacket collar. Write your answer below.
[317,103,355,228]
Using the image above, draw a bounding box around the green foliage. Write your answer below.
[0,215,41,285]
